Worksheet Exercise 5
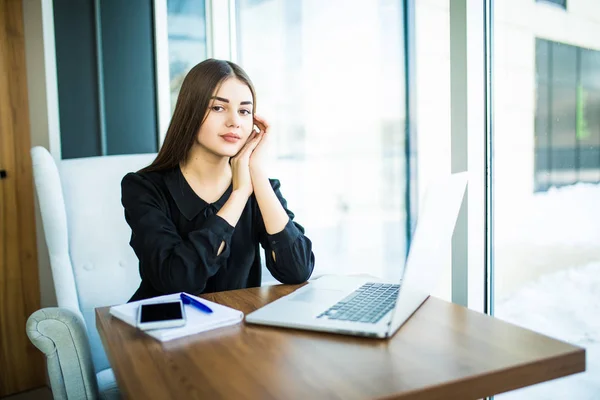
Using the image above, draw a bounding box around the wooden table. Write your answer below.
[96,284,585,399]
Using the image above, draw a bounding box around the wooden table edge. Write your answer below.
[94,289,587,400]
[379,347,586,400]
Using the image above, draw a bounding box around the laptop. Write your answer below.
[245,172,468,338]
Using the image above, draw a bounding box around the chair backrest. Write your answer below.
[31,146,156,373]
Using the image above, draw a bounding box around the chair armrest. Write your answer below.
[26,307,99,400]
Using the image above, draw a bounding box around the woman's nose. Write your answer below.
[226,111,241,128]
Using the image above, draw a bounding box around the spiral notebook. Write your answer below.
[109,292,244,342]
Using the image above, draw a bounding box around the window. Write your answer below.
[166,0,207,111]
[493,1,599,398]
[235,0,410,281]
[535,39,600,191]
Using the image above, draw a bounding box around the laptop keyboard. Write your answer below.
[317,282,400,324]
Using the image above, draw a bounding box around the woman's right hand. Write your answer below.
[230,131,262,197]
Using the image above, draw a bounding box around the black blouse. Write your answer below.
[121,167,315,302]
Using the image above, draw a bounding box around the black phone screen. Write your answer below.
[139,302,183,323]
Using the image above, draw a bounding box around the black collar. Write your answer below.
[164,166,232,221]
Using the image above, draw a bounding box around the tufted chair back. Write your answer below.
[31,146,156,373]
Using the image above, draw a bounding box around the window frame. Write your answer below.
[154,0,214,146]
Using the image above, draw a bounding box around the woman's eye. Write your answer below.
[212,105,225,112]
[239,109,251,116]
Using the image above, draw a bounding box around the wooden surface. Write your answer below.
[0,0,45,396]
[97,284,585,400]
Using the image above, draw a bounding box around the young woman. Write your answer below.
[122,59,315,302]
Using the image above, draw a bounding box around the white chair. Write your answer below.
[26,146,156,399]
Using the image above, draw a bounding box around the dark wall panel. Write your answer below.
[101,0,158,155]
[54,0,158,159]
[54,0,101,159]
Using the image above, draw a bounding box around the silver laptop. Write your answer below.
[245,172,468,338]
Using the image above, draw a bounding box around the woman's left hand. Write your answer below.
[249,114,270,176]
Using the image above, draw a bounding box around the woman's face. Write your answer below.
[195,77,254,158]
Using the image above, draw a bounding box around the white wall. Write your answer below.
[23,0,60,308]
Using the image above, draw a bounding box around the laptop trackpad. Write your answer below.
[288,288,344,305]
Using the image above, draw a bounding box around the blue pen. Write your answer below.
[180,293,213,314]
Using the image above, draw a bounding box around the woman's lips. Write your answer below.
[221,134,241,143]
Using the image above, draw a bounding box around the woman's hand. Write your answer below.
[249,114,270,177]
[230,131,262,197]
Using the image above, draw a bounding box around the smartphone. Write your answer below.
[137,300,187,331]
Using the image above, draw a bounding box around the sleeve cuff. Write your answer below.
[204,214,235,239]
[266,219,302,251]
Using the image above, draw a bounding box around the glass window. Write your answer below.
[551,42,577,85]
[534,39,600,189]
[550,84,577,181]
[579,87,600,181]
[535,84,550,190]
[167,0,207,111]
[235,0,409,281]
[494,1,599,398]
[582,48,600,89]
[536,39,550,83]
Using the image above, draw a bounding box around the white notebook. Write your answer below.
[109,292,244,342]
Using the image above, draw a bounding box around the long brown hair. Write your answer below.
[140,59,256,173]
